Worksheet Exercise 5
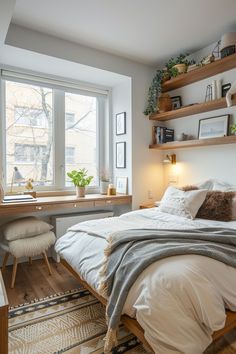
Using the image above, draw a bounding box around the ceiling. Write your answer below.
[10,0,236,65]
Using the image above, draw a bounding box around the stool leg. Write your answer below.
[43,251,52,276]
[29,257,32,265]
[2,252,10,272]
[11,258,18,289]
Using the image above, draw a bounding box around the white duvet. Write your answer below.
[55,208,236,354]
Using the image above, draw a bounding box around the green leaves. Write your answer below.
[67,168,93,187]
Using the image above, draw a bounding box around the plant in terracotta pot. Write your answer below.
[67,168,93,198]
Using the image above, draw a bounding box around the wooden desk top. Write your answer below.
[0,194,132,216]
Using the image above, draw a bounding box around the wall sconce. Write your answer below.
[163,154,176,164]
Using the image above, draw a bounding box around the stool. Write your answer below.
[0,217,56,288]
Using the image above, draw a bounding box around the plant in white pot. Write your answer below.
[67,169,93,198]
[99,171,110,195]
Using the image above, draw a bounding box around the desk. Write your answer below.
[0,271,8,354]
[0,194,132,216]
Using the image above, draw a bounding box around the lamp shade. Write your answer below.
[220,32,236,51]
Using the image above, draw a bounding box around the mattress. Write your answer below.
[55,208,236,354]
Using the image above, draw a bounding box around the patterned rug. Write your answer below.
[8,288,236,354]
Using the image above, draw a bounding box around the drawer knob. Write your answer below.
[74,204,77,208]
[36,206,42,210]
[106,200,112,204]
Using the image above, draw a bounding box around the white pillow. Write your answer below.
[159,186,208,219]
[1,217,53,241]
[197,179,236,192]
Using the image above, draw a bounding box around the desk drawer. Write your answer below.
[104,198,129,206]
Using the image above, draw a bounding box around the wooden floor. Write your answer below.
[2,258,80,307]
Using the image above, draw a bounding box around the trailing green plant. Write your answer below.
[144,69,164,115]
[230,124,236,134]
[67,168,93,187]
[144,54,195,115]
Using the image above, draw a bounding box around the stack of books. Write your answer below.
[153,126,174,144]
[2,195,37,203]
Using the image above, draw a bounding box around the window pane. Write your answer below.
[65,93,98,186]
[5,81,53,187]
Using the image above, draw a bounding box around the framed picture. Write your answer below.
[171,96,182,110]
[116,112,126,135]
[222,83,231,97]
[116,142,126,168]
[198,115,229,139]
[116,177,128,194]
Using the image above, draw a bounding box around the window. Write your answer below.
[15,144,47,163]
[65,147,75,164]
[5,81,53,187]
[1,72,108,191]
[65,113,75,129]
[15,107,47,128]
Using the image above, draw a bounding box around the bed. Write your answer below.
[55,206,236,353]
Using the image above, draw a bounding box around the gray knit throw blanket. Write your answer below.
[99,227,236,353]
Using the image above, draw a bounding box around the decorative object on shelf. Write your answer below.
[212,80,217,100]
[154,126,174,144]
[230,124,236,135]
[187,64,198,72]
[67,169,93,198]
[200,54,215,66]
[212,40,221,59]
[176,133,192,141]
[205,84,212,102]
[99,172,110,195]
[116,142,126,168]
[116,177,128,194]
[107,183,116,195]
[166,54,194,78]
[198,115,229,139]
[163,154,176,164]
[171,96,182,110]
[216,79,222,99]
[10,166,24,193]
[226,79,236,107]
[220,32,236,58]
[158,93,172,112]
[222,83,231,97]
[116,112,126,135]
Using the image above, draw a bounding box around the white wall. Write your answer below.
[163,47,236,190]
[4,24,164,208]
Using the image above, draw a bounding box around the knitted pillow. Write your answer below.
[1,217,53,241]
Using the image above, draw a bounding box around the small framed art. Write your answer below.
[198,115,229,139]
[171,96,182,110]
[116,112,126,135]
[116,177,128,194]
[116,142,126,168]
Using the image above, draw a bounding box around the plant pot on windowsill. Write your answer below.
[67,169,93,199]
[76,186,85,198]
[100,181,109,195]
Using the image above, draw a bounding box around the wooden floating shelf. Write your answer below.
[149,135,236,150]
[162,53,236,92]
[149,96,236,121]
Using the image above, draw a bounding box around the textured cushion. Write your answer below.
[197,191,234,221]
[1,217,53,241]
[197,179,236,192]
[159,186,208,219]
[0,231,56,258]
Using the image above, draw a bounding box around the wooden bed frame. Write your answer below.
[61,259,236,353]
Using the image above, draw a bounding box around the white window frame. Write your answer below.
[0,69,110,194]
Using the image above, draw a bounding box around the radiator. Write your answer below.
[51,211,114,262]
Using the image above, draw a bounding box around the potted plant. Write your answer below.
[67,168,93,198]
[100,171,110,195]
[230,124,236,135]
[166,54,194,77]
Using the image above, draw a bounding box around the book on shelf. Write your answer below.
[153,126,174,144]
